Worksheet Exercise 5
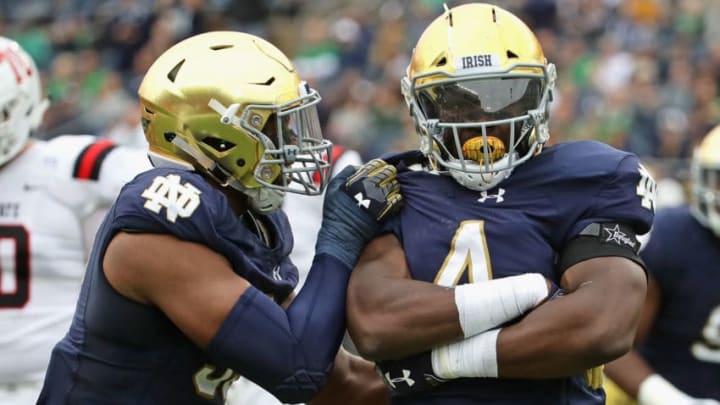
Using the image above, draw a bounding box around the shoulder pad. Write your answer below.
[112,168,233,239]
[543,141,634,180]
[379,150,426,172]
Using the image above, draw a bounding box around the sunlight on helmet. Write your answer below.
[138,31,332,214]
[691,124,720,237]
[402,3,556,191]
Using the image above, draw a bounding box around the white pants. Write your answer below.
[226,378,304,405]
[0,381,42,405]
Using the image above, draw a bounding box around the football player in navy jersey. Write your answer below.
[346,3,655,404]
[603,127,720,405]
[37,31,397,405]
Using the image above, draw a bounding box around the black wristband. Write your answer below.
[559,222,645,273]
[376,352,446,397]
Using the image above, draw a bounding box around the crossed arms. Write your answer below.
[347,232,647,379]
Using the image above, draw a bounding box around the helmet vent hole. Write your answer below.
[252,77,275,86]
[492,8,497,23]
[167,59,186,83]
[435,57,447,67]
[210,44,233,51]
[506,50,519,59]
[202,136,236,152]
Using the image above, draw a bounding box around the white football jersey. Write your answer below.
[0,135,150,384]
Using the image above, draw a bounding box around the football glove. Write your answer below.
[315,159,402,269]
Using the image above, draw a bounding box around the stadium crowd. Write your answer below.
[1,0,718,176]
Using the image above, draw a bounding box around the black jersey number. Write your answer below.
[0,225,30,308]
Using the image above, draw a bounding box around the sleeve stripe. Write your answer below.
[331,145,346,163]
[72,139,117,180]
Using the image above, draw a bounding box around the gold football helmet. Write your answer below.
[139,31,332,213]
[402,3,556,191]
[691,124,720,236]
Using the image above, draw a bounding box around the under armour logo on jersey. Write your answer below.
[478,188,505,203]
[384,369,415,389]
[141,174,202,222]
[354,192,371,209]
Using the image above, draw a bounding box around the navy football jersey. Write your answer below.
[38,168,298,405]
[637,206,720,399]
[382,141,655,405]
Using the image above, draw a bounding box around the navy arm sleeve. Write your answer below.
[207,254,350,403]
[206,167,381,403]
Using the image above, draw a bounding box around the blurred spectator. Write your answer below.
[2,0,719,177]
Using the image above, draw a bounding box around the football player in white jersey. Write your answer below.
[0,36,151,404]
[226,145,363,405]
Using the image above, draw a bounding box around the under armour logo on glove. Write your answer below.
[354,193,371,209]
[383,369,415,389]
[343,159,402,222]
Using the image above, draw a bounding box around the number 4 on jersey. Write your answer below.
[636,164,657,212]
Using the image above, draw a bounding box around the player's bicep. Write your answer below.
[347,234,463,360]
[103,231,251,347]
[559,220,647,301]
[561,256,646,294]
[346,234,410,353]
[560,256,647,352]
[347,233,410,316]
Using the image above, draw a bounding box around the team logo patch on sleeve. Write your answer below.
[601,224,639,251]
[141,174,202,222]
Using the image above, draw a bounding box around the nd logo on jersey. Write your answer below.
[141,174,202,222]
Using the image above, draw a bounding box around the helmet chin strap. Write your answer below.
[448,152,518,191]
[166,132,233,185]
[242,186,285,214]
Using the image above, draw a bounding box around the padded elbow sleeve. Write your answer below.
[207,253,350,403]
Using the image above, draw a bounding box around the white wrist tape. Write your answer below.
[431,328,500,379]
[454,273,548,338]
[638,374,692,405]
